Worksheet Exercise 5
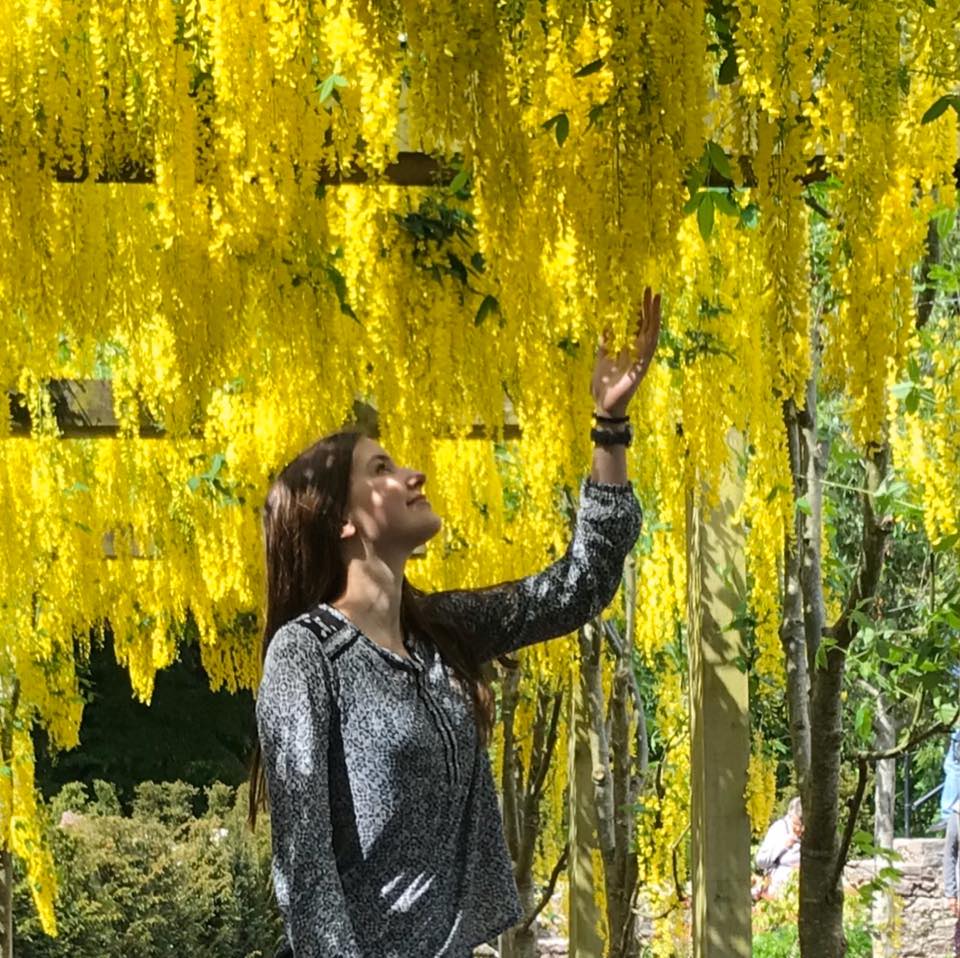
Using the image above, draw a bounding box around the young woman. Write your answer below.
[250,288,661,958]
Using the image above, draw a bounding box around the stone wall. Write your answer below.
[475,839,955,957]
[846,837,954,958]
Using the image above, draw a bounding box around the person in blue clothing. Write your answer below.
[941,730,960,821]
[943,796,960,956]
[248,288,661,958]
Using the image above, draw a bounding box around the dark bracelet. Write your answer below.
[591,424,633,447]
[593,412,630,425]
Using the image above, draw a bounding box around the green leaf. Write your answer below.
[713,190,739,217]
[683,191,704,215]
[906,354,921,381]
[707,140,733,179]
[921,94,957,124]
[318,75,336,103]
[765,484,788,503]
[449,167,470,195]
[796,495,811,516]
[446,252,468,285]
[586,102,606,131]
[475,294,499,326]
[555,112,570,146]
[934,532,960,553]
[933,207,956,242]
[718,48,738,85]
[889,380,914,400]
[574,58,604,78]
[187,476,202,493]
[855,702,874,741]
[697,193,715,240]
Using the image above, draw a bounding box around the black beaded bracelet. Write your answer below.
[591,424,633,447]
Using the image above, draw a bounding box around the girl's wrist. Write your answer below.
[594,404,629,418]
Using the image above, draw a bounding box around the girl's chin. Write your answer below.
[421,514,443,540]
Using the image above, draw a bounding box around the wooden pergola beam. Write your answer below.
[6,381,521,440]
[53,151,453,187]
[48,152,960,190]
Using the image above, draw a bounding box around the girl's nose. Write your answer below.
[407,470,426,490]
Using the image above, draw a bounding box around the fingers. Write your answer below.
[632,286,662,365]
[597,326,613,358]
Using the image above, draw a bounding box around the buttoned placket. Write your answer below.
[346,621,463,790]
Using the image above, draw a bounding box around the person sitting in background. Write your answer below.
[756,797,803,899]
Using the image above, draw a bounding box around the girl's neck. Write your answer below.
[332,554,407,652]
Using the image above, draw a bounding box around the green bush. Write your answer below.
[14,780,283,958]
[752,878,873,958]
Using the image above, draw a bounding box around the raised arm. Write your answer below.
[256,624,362,958]
[423,288,659,663]
[424,479,641,662]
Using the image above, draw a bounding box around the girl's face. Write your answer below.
[341,437,442,554]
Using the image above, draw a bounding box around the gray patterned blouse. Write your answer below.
[255,479,641,958]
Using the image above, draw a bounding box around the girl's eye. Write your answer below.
[376,461,391,473]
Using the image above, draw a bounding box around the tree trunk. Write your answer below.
[872,696,897,958]
[799,645,847,957]
[783,398,813,794]
[798,442,891,957]
[0,679,17,958]
[568,634,604,958]
[500,663,565,958]
[605,553,645,958]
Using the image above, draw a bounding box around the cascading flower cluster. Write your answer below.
[1,0,958,939]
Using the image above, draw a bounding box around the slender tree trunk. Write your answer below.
[872,695,897,958]
[798,441,891,957]
[570,594,649,958]
[783,398,813,795]
[799,646,848,957]
[605,553,645,958]
[569,632,604,958]
[500,663,565,958]
[0,679,18,958]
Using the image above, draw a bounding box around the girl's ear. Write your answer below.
[340,518,357,540]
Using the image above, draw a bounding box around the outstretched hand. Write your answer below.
[591,287,661,416]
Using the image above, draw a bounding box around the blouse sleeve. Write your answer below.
[256,623,362,958]
[423,479,642,664]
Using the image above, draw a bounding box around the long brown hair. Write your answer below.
[248,430,495,827]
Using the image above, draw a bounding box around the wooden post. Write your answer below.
[1,849,11,958]
[686,430,751,958]
[568,638,604,958]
